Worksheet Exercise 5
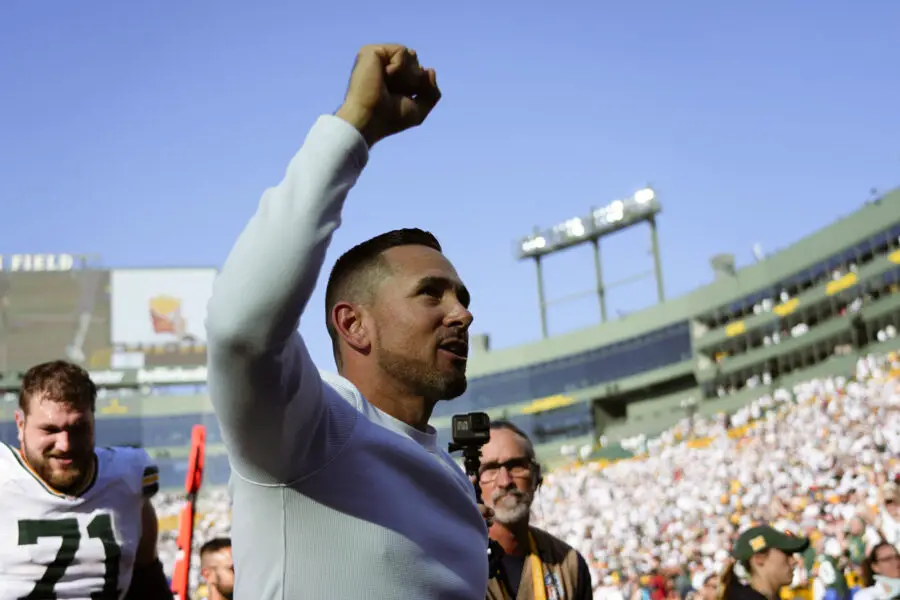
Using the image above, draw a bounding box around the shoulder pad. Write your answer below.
[142,463,160,499]
[98,446,159,499]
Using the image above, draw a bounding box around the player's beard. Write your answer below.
[22,441,92,495]
[490,487,533,526]
[211,584,234,600]
[376,344,467,401]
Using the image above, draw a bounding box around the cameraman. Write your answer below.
[480,421,592,599]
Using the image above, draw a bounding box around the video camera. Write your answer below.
[448,412,491,452]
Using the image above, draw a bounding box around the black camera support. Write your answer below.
[448,413,514,593]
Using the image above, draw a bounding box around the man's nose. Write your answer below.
[494,465,515,487]
[55,432,71,453]
[446,300,473,330]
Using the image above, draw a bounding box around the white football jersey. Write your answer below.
[0,443,159,600]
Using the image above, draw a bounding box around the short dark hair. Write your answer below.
[324,228,442,366]
[490,420,536,462]
[200,537,232,557]
[19,360,96,414]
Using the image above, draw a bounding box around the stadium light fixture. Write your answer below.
[515,187,665,339]
[516,187,661,260]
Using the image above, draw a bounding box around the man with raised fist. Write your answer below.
[207,45,490,599]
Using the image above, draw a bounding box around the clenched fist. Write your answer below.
[336,44,441,147]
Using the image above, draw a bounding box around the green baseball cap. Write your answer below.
[732,525,810,561]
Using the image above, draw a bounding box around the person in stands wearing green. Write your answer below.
[847,517,870,570]
[815,539,851,600]
[720,525,811,600]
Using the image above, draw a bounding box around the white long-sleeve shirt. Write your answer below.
[206,115,489,600]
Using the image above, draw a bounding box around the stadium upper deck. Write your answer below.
[2,189,900,486]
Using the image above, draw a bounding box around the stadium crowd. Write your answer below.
[151,351,900,599]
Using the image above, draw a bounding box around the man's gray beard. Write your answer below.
[491,490,532,526]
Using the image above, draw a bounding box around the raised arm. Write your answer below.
[206,114,367,483]
[206,44,441,484]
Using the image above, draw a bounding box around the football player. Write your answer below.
[0,360,173,599]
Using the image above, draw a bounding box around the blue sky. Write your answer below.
[1,1,898,368]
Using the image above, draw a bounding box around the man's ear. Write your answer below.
[534,463,543,490]
[15,409,25,446]
[332,301,371,354]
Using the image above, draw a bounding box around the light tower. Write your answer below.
[515,187,665,338]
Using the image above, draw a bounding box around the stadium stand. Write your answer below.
[533,351,900,599]
[0,269,110,373]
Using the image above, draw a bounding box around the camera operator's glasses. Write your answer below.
[479,457,533,482]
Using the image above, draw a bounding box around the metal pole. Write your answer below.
[591,239,607,322]
[648,217,665,303]
[534,256,549,339]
